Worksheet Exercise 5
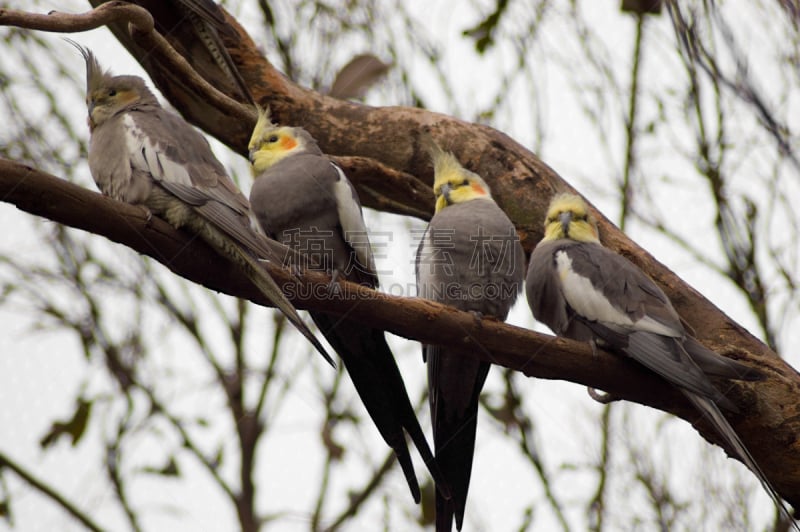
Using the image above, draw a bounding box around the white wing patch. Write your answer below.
[555,251,678,336]
[332,163,376,273]
[556,250,633,326]
[634,315,681,336]
[124,114,192,187]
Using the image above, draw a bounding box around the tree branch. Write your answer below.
[2,1,800,505]
[2,159,800,503]
[0,3,251,123]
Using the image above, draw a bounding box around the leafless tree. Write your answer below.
[0,1,798,530]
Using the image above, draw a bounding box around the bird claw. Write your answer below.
[587,387,619,404]
[589,339,606,358]
[140,205,153,224]
[288,263,305,280]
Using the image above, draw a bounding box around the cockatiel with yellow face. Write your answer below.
[415,139,525,531]
[247,108,449,504]
[76,44,332,366]
[526,193,796,526]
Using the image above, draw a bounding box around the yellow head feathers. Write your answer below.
[248,106,307,174]
[423,136,492,213]
[542,193,600,243]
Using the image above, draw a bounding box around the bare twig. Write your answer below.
[0,3,252,123]
[0,450,104,532]
[0,2,153,33]
[324,449,400,532]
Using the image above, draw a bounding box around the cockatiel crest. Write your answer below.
[542,193,600,243]
[248,106,318,173]
[79,43,110,96]
[71,41,157,131]
[421,134,492,213]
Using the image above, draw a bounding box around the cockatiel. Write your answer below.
[247,108,449,504]
[415,139,525,531]
[75,44,332,366]
[526,193,796,526]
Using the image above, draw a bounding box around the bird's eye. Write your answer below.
[461,179,469,187]
[268,135,279,143]
[108,89,117,97]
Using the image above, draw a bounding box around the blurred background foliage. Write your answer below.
[0,0,798,530]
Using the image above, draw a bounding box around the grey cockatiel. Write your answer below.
[415,140,525,531]
[76,44,333,366]
[247,108,449,504]
[526,193,796,525]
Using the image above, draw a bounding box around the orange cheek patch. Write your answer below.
[471,183,486,195]
[280,136,297,150]
[118,90,139,105]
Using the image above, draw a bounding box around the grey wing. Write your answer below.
[124,110,277,259]
[562,244,739,408]
[624,331,739,411]
[565,244,684,335]
[480,208,525,319]
[415,225,436,301]
[416,226,441,363]
[526,241,571,334]
[331,163,378,277]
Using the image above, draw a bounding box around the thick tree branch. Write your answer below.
[1,159,799,504]
[2,1,800,505]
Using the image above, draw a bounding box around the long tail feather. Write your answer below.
[402,412,453,503]
[228,244,335,367]
[684,392,797,529]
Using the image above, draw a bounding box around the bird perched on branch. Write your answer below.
[247,107,449,503]
[526,193,796,526]
[75,44,332,366]
[415,138,525,531]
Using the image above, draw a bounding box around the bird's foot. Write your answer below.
[288,263,305,280]
[139,205,153,225]
[587,387,619,405]
[589,339,606,358]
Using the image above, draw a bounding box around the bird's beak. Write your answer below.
[86,100,97,131]
[559,211,573,237]
[248,147,257,164]
[440,183,453,206]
